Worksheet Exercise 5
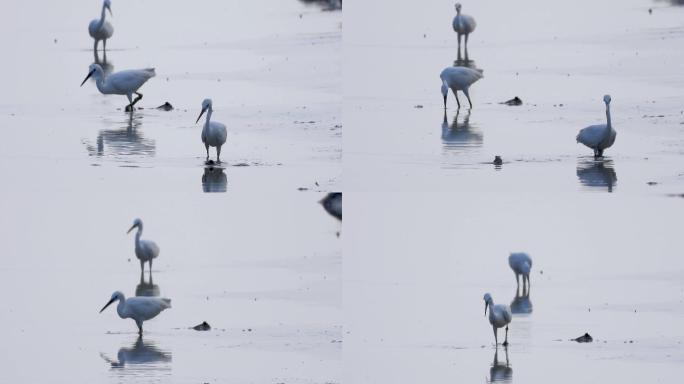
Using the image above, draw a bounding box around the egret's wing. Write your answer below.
[108,69,155,93]
[127,297,171,320]
[462,14,477,32]
[212,122,228,144]
[576,124,605,147]
[140,240,160,259]
[502,306,513,323]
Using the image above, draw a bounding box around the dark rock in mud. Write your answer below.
[500,96,522,106]
[573,332,593,343]
[320,192,342,221]
[156,102,173,111]
[493,156,503,165]
[193,321,211,331]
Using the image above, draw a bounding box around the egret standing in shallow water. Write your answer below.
[508,252,532,289]
[484,293,512,346]
[100,291,171,335]
[195,99,227,163]
[81,63,155,111]
[576,95,617,158]
[452,3,476,59]
[89,0,114,53]
[127,218,160,275]
[440,66,483,109]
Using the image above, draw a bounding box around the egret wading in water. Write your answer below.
[452,3,476,59]
[100,291,171,335]
[80,63,155,111]
[127,218,160,275]
[508,252,532,289]
[440,66,483,109]
[195,99,227,164]
[576,95,617,158]
[484,293,512,346]
[89,0,114,53]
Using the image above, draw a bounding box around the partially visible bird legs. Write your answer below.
[464,34,470,60]
[126,93,143,112]
[136,321,143,336]
[217,145,222,164]
[457,34,462,61]
[205,144,210,163]
[103,39,107,52]
[463,88,473,109]
[597,149,604,158]
[455,93,461,109]
[493,327,498,346]
[140,260,145,275]
[503,326,509,346]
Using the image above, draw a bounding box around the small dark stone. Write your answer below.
[647,181,658,186]
[414,105,424,109]
[648,8,652,14]
[193,321,211,331]
[205,159,216,166]
[573,332,593,343]
[501,96,523,106]
[156,102,173,111]
[493,156,503,165]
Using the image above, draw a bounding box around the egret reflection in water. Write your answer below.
[576,158,617,192]
[93,50,114,77]
[202,166,227,193]
[442,109,483,152]
[510,284,533,315]
[135,273,160,298]
[84,112,156,159]
[100,336,171,369]
[488,347,513,383]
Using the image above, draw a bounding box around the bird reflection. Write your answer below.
[202,166,227,193]
[135,273,160,298]
[488,346,513,383]
[298,0,342,10]
[100,336,171,368]
[84,112,156,159]
[576,158,617,192]
[453,57,479,71]
[510,284,533,315]
[93,49,114,77]
[442,109,483,150]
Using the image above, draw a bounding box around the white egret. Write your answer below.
[127,218,160,274]
[89,0,114,52]
[80,63,156,111]
[452,3,476,58]
[100,291,171,335]
[508,252,532,288]
[576,95,617,158]
[440,67,483,109]
[195,99,227,163]
[484,293,512,346]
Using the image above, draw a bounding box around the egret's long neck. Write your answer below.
[605,103,612,130]
[135,225,143,247]
[205,108,213,126]
[98,5,107,27]
[116,296,127,318]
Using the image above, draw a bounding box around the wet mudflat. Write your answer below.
[343,0,684,383]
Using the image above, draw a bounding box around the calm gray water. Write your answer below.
[343,0,684,383]
[0,0,340,383]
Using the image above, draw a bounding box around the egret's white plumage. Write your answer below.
[81,63,155,110]
[452,3,476,58]
[89,0,114,52]
[196,99,228,163]
[508,252,532,288]
[440,67,483,109]
[100,291,171,335]
[576,95,617,158]
[484,293,512,345]
[127,218,160,274]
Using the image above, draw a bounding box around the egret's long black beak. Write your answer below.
[126,224,136,234]
[100,297,116,313]
[107,6,113,17]
[484,302,488,316]
[81,69,95,86]
[196,108,207,124]
[443,94,447,109]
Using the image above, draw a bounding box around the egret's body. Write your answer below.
[100,291,171,335]
[89,0,114,52]
[127,218,160,274]
[508,252,532,288]
[440,66,483,109]
[81,63,155,111]
[577,95,617,158]
[484,293,512,345]
[452,3,476,58]
[196,99,227,163]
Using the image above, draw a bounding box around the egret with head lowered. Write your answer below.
[100,291,171,335]
[483,293,512,346]
[576,95,617,158]
[195,99,227,164]
[508,252,532,289]
[127,218,159,275]
[89,0,113,53]
[81,63,155,111]
[440,66,483,109]
[452,3,476,59]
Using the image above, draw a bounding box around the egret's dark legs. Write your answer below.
[503,326,509,346]
[136,320,143,336]
[139,259,145,274]
[515,274,520,291]
[457,34,462,60]
[103,39,107,52]
[464,34,469,60]
[217,145,222,163]
[493,327,498,345]
[94,39,99,53]
[463,88,473,108]
[598,149,604,158]
[205,144,210,162]
[455,92,461,109]
[149,259,153,275]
